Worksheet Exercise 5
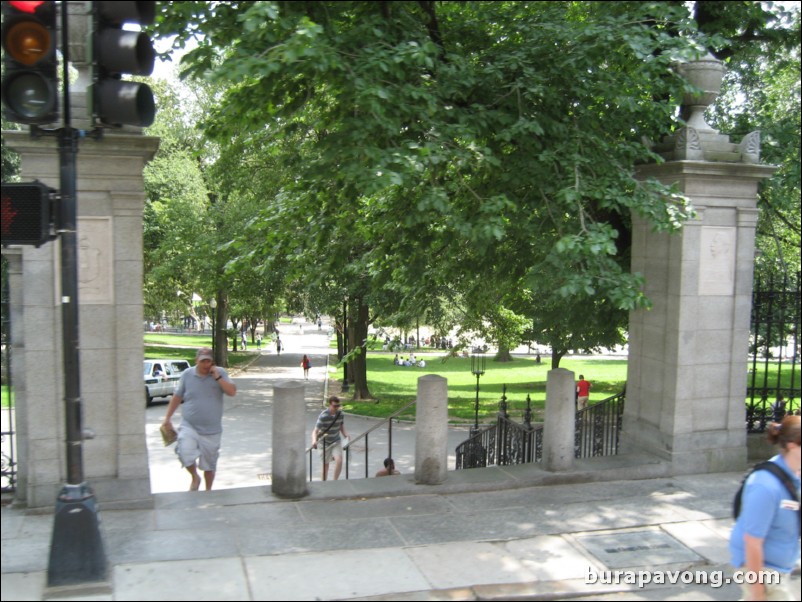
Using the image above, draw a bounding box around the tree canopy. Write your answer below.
[144,1,801,384]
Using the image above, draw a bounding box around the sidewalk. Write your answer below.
[2,320,799,601]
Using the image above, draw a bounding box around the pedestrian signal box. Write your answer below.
[1,182,55,247]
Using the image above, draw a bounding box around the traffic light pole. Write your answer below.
[46,2,107,589]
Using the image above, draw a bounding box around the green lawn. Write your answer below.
[144,345,253,367]
[144,333,257,368]
[145,333,212,347]
[1,386,13,410]
[337,354,628,424]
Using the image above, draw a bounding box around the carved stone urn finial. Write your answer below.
[677,52,725,134]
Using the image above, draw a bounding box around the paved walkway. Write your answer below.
[2,319,800,601]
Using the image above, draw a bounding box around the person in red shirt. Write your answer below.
[576,375,591,410]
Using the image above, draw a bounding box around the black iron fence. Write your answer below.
[1,255,16,493]
[746,273,800,432]
[456,389,625,469]
[574,390,626,458]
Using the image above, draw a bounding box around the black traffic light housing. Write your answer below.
[90,1,156,127]
[1,0,59,124]
[1,181,56,247]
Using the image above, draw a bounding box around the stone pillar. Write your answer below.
[272,381,308,498]
[4,131,159,508]
[415,375,448,485]
[621,55,775,474]
[3,2,159,507]
[543,368,575,471]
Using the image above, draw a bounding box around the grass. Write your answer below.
[1,386,12,410]
[144,345,253,368]
[336,354,628,424]
[145,333,212,347]
[144,333,257,368]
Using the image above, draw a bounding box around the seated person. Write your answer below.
[771,396,787,422]
[375,458,400,477]
[417,359,426,368]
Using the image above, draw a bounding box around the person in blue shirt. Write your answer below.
[730,415,800,601]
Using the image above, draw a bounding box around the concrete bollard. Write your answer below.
[415,374,449,485]
[272,380,309,498]
[543,368,575,472]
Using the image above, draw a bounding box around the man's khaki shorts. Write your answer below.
[319,439,343,464]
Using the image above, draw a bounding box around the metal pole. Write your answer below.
[47,3,106,587]
[474,373,480,431]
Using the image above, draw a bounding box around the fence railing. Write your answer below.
[455,390,625,469]
[574,390,625,458]
[306,399,416,481]
[746,273,800,432]
[344,399,416,479]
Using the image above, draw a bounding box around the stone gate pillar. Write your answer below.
[621,55,775,474]
[2,2,159,508]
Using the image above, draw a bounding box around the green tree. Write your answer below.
[150,1,796,390]
[702,2,801,282]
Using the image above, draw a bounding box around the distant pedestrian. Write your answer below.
[241,331,247,350]
[161,347,237,491]
[301,354,311,380]
[256,333,262,351]
[576,375,591,410]
[729,415,800,601]
[276,337,282,355]
[311,396,349,481]
[375,458,400,477]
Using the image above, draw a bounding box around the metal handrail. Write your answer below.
[344,399,417,479]
[306,398,417,481]
[574,390,626,458]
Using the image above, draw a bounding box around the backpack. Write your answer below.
[733,461,800,535]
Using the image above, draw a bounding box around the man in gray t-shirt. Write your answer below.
[162,347,237,491]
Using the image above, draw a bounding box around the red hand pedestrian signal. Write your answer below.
[1,182,55,247]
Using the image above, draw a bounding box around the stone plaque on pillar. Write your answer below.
[78,217,114,304]
[698,226,736,296]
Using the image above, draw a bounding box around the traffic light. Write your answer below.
[1,182,55,247]
[1,0,59,124]
[90,1,156,127]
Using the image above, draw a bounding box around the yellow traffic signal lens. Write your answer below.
[4,19,52,65]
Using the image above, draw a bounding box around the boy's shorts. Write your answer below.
[319,439,342,464]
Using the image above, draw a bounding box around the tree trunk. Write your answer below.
[335,318,345,360]
[349,298,373,400]
[340,301,348,386]
[215,293,229,367]
[551,349,566,369]
[494,344,513,362]
[230,316,240,353]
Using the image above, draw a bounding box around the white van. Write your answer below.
[144,359,191,406]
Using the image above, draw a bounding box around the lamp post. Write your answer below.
[209,297,217,362]
[470,351,486,435]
